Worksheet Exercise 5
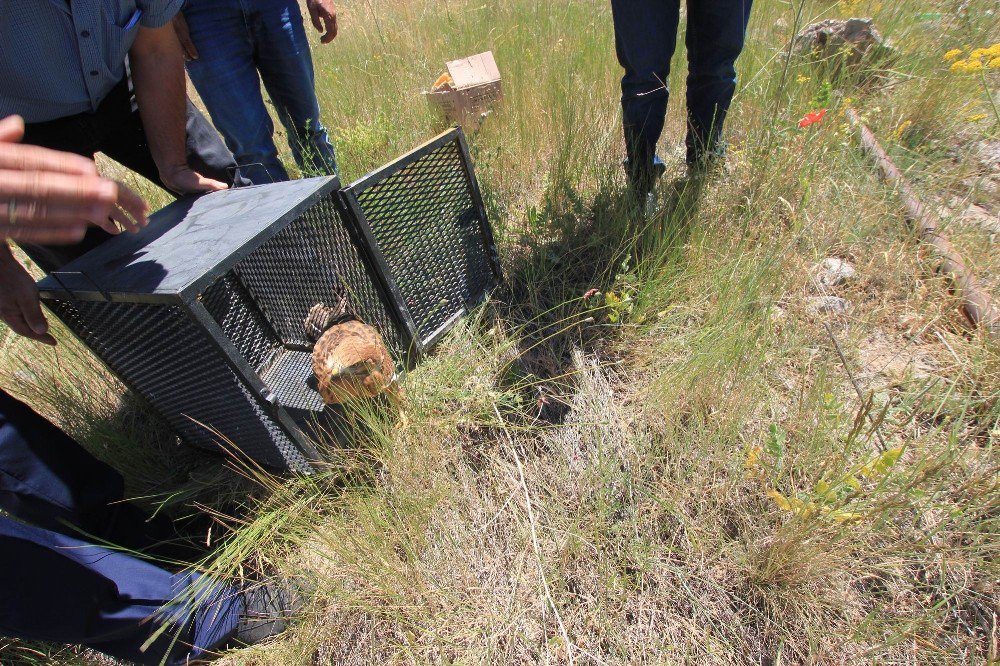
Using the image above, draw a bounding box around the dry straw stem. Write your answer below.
[845,107,1000,335]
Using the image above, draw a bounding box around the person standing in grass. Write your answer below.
[173,0,340,184]
[612,0,753,201]
[0,114,298,664]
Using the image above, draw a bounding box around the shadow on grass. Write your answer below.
[492,173,706,425]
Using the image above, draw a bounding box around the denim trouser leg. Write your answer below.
[0,517,242,665]
[0,390,243,664]
[685,0,753,163]
[185,98,250,186]
[253,0,337,176]
[612,0,753,179]
[183,0,290,184]
[611,0,680,191]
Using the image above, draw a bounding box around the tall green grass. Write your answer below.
[2,0,999,663]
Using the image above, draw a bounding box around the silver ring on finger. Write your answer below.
[6,199,16,226]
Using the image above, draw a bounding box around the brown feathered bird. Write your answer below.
[305,301,397,405]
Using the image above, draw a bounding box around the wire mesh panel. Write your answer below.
[343,128,501,354]
[231,193,406,356]
[201,273,284,373]
[46,299,311,472]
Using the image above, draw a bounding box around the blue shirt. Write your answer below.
[0,0,183,123]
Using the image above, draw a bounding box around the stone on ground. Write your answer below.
[816,257,858,287]
[807,295,851,315]
[792,18,895,69]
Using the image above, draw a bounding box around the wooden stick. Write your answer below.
[845,108,1000,335]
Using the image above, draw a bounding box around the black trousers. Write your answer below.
[20,78,240,271]
[612,0,752,186]
[0,389,242,664]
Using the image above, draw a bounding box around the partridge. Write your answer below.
[304,302,396,405]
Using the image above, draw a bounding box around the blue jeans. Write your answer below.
[183,0,337,185]
[0,389,243,665]
[612,0,752,189]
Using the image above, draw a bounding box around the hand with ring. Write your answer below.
[0,115,149,245]
[0,114,151,345]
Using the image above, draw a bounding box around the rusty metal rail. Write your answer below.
[845,107,1000,335]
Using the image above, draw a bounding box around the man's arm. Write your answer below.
[128,25,227,194]
[0,115,149,345]
[306,0,338,43]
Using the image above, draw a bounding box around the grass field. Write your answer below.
[2,0,1000,663]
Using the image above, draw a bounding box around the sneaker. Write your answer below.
[624,154,668,220]
[643,188,663,220]
[182,578,305,665]
[683,153,733,183]
[623,154,668,192]
[233,580,303,646]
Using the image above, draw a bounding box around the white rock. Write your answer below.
[973,140,1000,171]
[792,18,896,67]
[817,257,857,287]
[808,296,851,315]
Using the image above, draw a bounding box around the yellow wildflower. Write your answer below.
[967,113,988,122]
[987,43,1000,57]
[893,119,912,140]
[767,489,791,511]
[970,47,988,59]
[796,74,811,83]
[943,48,963,61]
[990,57,1000,69]
[951,58,984,73]
[744,445,762,470]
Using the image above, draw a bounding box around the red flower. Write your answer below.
[798,108,827,128]
[583,288,600,300]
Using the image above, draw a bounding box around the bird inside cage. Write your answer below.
[304,300,399,405]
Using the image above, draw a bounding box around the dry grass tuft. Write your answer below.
[2,0,999,664]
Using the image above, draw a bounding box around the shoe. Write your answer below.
[623,154,667,190]
[643,188,663,219]
[183,578,305,664]
[683,152,733,183]
[624,154,668,220]
[233,579,303,646]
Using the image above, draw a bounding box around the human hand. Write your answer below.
[307,0,338,44]
[0,116,149,244]
[159,165,228,195]
[0,249,55,345]
[172,13,199,61]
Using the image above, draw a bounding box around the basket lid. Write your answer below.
[38,176,339,302]
[445,51,500,89]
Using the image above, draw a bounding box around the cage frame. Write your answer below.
[341,128,502,355]
[34,127,500,472]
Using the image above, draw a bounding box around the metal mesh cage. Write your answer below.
[343,129,501,353]
[37,128,499,472]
